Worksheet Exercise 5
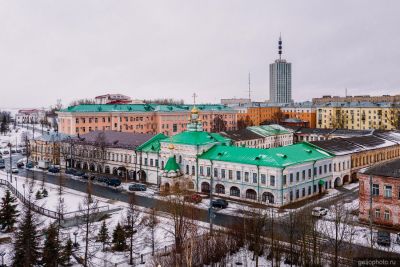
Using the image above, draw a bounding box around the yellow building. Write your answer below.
[316,103,399,130]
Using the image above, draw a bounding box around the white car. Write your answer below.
[312,207,328,217]
[7,167,19,174]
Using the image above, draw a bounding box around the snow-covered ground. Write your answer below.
[0,172,211,266]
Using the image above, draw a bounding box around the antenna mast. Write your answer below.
[278,34,282,60]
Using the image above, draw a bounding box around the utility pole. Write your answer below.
[8,143,12,183]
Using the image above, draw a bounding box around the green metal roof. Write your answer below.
[136,133,168,152]
[164,156,180,172]
[60,104,234,113]
[248,125,290,137]
[163,131,231,146]
[198,142,333,168]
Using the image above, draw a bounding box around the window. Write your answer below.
[200,166,204,176]
[173,124,177,132]
[214,168,218,178]
[207,167,211,177]
[375,208,380,218]
[191,166,195,175]
[314,167,317,176]
[324,165,327,173]
[252,173,257,183]
[270,175,275,186]
[155,159,158,167]
[302,170,305,180]
[221,169,226,179]
[384,210,390,221]
[319,166,322,175]
[283,175,287,185]
[329,164,332,172]
[186,165,189,174]
[290,173,293,183]
[236,171,241,180]
[302,188,305,197]
[296,189,299,199]
[244,172,249,182]
[384,185,392,198]
[150,159,153,166]
[229,170,233,179]
[308,169,312,178]
[308,186,311,195]
[296,172,299,182]
[144,158,148,166]
[261,174,266,184]
[372,184,379,196]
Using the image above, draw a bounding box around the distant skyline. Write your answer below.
[0,0,399,108]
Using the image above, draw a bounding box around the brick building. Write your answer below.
[359,159,400,228]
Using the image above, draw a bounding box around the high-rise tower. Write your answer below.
[269,36,292,103]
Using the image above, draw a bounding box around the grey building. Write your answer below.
[269,36,292,104]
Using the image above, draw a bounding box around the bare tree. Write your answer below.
[79,182,99,267]
[125,194,141,265]
[211,115,227,132]
[322,203,356,267]
[142,208,159,256]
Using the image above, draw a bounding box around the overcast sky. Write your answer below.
[0,0,399,108]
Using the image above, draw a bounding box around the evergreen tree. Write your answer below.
[60,238,73,266]
[42,188,48,197]
[42,224,60,267]
[0,190,19,231]
[35,190,42,199]
[112,222,126,251]
[98,220,109,251]
[12,204,40,267]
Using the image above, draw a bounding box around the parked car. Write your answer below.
[396,233,400,245]
[38,160,50,170]
[377,231,391,247]
[82,174,96,180]
[7,167,19,174]
[65,168,77,175]
[96,177,110,183]
[184,194,202,204]
[312,207,328,217]
[25,162,34,169]
[128,183,147,191]
[48,166,60,173]
[3,150,9,155]
[211,199,228,209]
[107,178,121,187]
[16,162,24,168]
[0,159,5,169]
[74,170,85,177]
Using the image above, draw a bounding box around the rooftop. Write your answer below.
[361,158,400,178]
[163,131,231,146]
[136,133,168,152]
[73,131,155,150]
[219,129,264,142]
[35,132,72,142]
[199,142,332,168]
[60,104,234,113]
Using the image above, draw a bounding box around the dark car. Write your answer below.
[211,199,228,209]
[25,162,34,169]
[83,174,96,180]
[128,183,146,191]
[65,168,76,175]
[377,231,391,247]
[96,177,110,183]
[16,162,24,168]
[48,166,60,173]
[74,170,85,177]
[107,178,121,187]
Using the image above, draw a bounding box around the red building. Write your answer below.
[359,159,400,228]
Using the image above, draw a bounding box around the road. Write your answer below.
[2,155,400,263]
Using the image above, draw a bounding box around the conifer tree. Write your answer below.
[112,222,126,251]
[42,224,60,267]
[12,203,40,266]
[60,238,73,266]
[0,190,19,231]
[98,220,109,251]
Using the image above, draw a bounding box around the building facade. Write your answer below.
[313,94,400,104]
[57,104,237,136]
[30,132,71,165]
[281,106,316,128]
[316,102,400,130]
[359,159,400,228]
[16,109,46,124]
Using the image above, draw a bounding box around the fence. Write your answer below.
[0,178,117,223]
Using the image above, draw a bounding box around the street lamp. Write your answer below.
[0,251,5,267]
[73,231,78,247]
[8,143,12,183]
